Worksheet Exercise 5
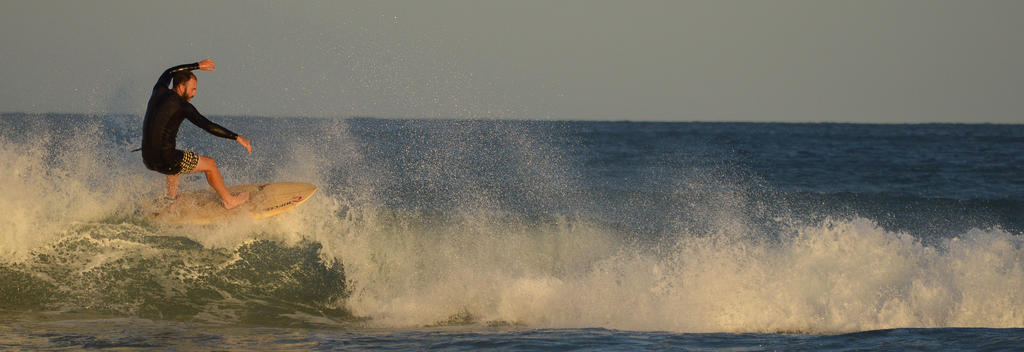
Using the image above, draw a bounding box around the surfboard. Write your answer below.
[145,182,317,225]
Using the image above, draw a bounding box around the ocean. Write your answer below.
[0,113,1021,350]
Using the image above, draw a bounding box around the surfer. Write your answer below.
[140,59,252,209]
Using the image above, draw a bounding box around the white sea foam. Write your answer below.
[0,120,151,259]
[331,211,1022,333]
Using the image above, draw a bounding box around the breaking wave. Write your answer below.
[1,114,1021,333]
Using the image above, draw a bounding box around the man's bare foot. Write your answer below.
[223,191,250,210]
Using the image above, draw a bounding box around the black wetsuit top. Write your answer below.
[141,63,238,175]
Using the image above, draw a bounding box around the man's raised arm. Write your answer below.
[153,59,215,89]
[154,63,199,89]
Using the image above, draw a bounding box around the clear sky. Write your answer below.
[2,0,1022,123]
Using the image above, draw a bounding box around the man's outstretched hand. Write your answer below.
[199,59,216,71]
[237,135,252,154]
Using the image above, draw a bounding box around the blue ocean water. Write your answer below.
[0,113,1021,350]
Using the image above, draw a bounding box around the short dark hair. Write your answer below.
[172,71,197,88]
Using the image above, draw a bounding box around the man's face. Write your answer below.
[178,78,198,101]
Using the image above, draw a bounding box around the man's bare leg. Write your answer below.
[166,174,180,199]
[189,154,250,209]
[163,174,182,211]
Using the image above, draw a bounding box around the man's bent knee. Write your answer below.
[193,155,218,172]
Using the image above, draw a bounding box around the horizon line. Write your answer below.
[2,111,1021,126]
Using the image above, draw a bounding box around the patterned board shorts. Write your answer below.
[177,151,200,174]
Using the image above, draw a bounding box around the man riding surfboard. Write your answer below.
[140,59,251,209]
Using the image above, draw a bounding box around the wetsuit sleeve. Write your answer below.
[155,63,200,89]
[182,103,239,140]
